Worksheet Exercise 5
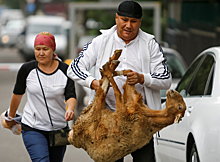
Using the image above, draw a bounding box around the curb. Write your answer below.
[0,63,23,71]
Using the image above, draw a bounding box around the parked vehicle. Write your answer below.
[161,47,188,102]
[0,19,26,47]
[155,46,220,162]
[77,35,96,54]
[0,9,24,26]
[17,15,69,61]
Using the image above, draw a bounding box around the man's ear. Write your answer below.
[139,18,142,28]
[115,13,118,23]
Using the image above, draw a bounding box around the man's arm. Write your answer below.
[143,39,172,90]
[67,40,98,89]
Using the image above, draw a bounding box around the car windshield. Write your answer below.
[6,20,25,29]
[27,24,63,35]
[165,53,186,79]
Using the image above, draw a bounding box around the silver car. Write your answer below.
[0,19,26,47]
[161,47,188,102]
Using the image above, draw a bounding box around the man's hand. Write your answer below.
[91,79,100,91]
[127,71,144,85]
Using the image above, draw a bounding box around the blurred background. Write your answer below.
[0,0,219,64]
[0,0,220,161]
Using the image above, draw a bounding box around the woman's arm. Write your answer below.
[65,97,77,121]
[6,94,23,127]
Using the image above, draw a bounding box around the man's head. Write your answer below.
[117,0,142,19]
[115,1,142,44]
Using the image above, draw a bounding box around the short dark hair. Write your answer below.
[117,1,142,19]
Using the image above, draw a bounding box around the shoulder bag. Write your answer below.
[36,68,70,147]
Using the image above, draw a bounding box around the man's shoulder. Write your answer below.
[138,29,155,42]
[90,25,116,45]
[100,25,117,36]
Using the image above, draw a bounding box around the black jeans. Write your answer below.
[115,138,156,162]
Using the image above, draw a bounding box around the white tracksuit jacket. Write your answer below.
[67,25,172,110]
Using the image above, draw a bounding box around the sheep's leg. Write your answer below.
[99,50,122,94]
[100,77,110,94]
[109,77,122,102]
[108,70,133,106]
[113,69,132,77]
[89,49,122,114]
[112,70,140,104]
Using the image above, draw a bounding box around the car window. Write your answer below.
[176,55,205,97]
[165,53,186,78]
[187,54,214,96]
[205,67,214,95]
[6,20,25,30]
[27,25,63,35]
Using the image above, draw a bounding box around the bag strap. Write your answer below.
[36,68,54,127]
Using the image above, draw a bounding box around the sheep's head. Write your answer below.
[165,89,186,123]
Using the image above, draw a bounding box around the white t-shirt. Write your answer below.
[13,60,76,131]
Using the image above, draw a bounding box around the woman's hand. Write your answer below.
[5,120,16,128]
[7,94,23,127]
[65,98,77,121]
[65,109,75,121]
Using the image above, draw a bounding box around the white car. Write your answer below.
[155,46,220,162]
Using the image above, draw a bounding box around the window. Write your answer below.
[187,54,214,96]
[176,55,204,97]
[205,68,214,95]
[27,25,63,35]
[165,53,186,78]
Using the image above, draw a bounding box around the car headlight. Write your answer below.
[2,35,9,44]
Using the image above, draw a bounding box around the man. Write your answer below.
[67,1,172,161]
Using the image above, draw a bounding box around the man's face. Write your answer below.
[115,13,142,44]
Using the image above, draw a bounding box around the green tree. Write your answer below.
[1,0,25,9]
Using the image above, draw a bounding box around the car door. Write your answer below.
[155,53,215,162]
[179,53,215,161]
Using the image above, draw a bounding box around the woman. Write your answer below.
[6,32,77,162]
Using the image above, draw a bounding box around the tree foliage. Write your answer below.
[0,0,26,9]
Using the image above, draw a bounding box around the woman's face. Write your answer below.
[115,13,142,44]
[34,45,54,64]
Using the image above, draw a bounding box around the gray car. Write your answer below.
[161,47,188,102]
[0,19,26,47]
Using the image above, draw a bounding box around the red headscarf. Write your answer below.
[34,32,56,51]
